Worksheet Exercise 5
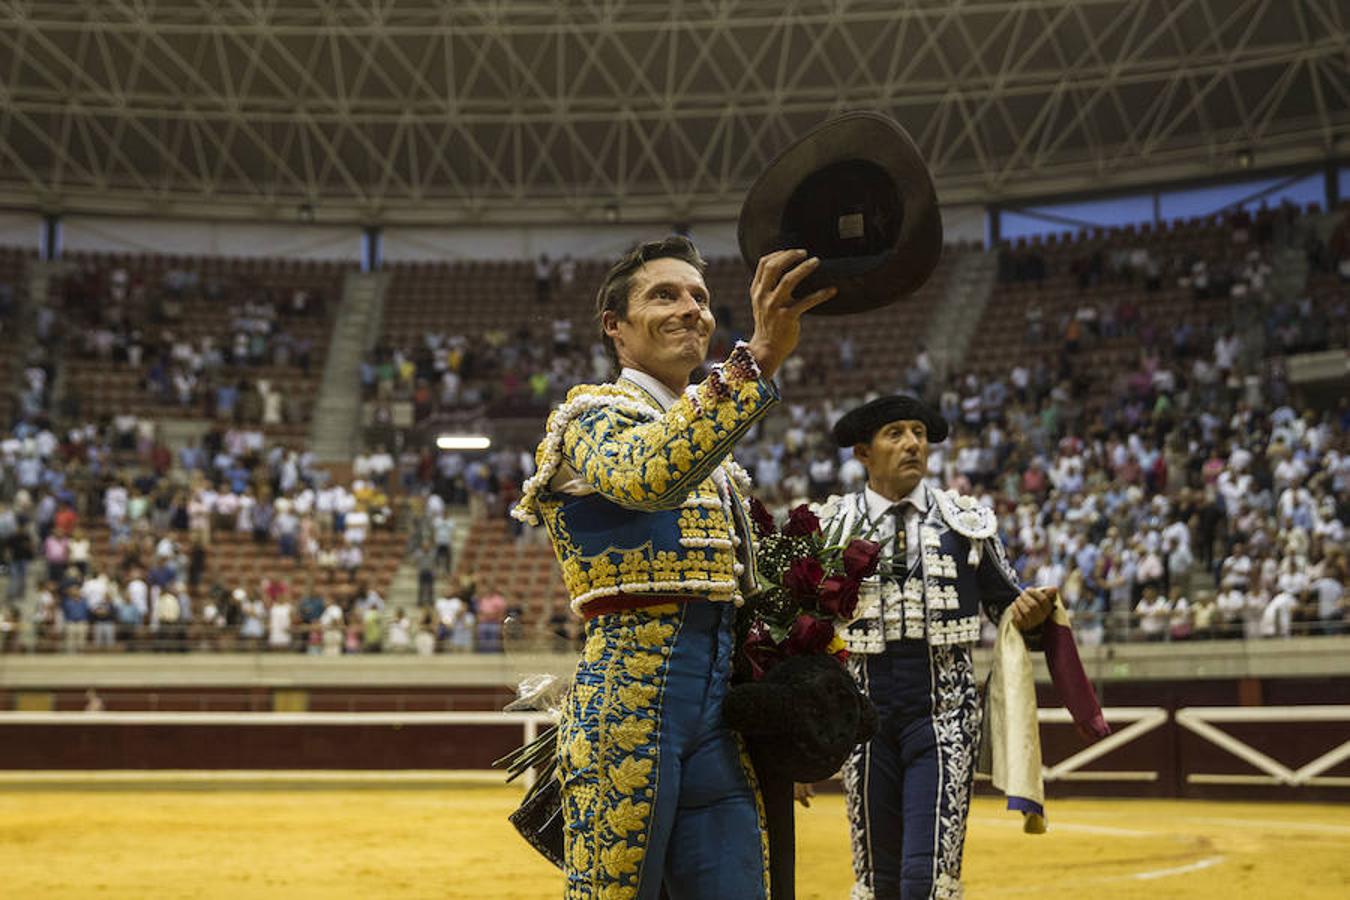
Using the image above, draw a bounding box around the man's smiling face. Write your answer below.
[604,256,715,391]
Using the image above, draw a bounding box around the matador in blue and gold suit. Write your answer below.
[513,346,776,900]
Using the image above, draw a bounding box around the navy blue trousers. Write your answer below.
[843,641,982,900]
[558,600,768,900]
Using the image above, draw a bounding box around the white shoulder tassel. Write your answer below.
[968,539,983,567]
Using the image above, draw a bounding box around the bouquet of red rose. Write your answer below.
[738,497,884,681]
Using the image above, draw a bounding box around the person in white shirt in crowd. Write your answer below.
[1272,446,1309,492]
[366,448,395,488]
[1213,329,1241,373]
[319,597,345,656]
[413,609,437,656]
[551,316,573,353]
[1240,584,1268,640]
[431,509,456,575]
[807,455,836,499]
[315,540,339,572]
[558,253,577,289]
[267,596,294,652]
[104,481,129,529]
[233,490,256,534]
[1136,586,1171,641]
[1167,586,1193,641]
[343,502,370,546]
[337,542,363,572]
[153,585,182,651]
[1135,541,1165,594]
[83,572,116,650]
[1276,552,1309,598]
[1260,586,1299,638]
[67,530,91,578]
[1219,542,1253,592]
[315,484,339,535]
[1313,559,1345,634]
[837,449,867,493]
[1191,591,1219,640]
[214,489,239,532]
[449,603,476,653]
[355,585,385,615]
[335,485,357,533]
[197,595,226,650]
[239,594,266,647]
[433,591,465,647]
[386,607,413,653]
[1216,461,1253,524]
[1215,583,1248,639]
[272,498,300,559]
[1276,476,1318,527]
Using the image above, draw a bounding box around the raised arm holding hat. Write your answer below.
[511,235,833,900]
[821,394,1062,900]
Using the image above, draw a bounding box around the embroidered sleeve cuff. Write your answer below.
[718,340,763,389]
[685,341,779,413]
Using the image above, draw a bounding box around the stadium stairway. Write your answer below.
[1269,244,1311,308]
[311,271,391,464]
[0,256,39,410]
[1,254,43,606]
[1239,242,1314,368]
[922,250,998,380]
[453,517,568,626]
[383,509,474,615]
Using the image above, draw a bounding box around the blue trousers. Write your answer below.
[843,642,981,900]
[558,600,768,900]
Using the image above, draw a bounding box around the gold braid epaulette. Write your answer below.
[512,383,660,526]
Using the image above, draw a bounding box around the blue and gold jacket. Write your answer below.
[513,361,777,617]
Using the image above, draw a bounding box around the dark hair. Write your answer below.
[594,235,706,370]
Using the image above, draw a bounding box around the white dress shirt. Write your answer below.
[862,481,928,571]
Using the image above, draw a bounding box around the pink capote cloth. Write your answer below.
[1041,604,1110,741]
[981,601,1109,833]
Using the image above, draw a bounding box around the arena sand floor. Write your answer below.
[1,778,1347,898]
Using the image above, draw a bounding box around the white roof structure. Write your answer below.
[0,0,1346,225]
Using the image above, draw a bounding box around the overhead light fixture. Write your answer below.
[297,202,316,223]
[436,435,491,451]
[1236,149,1253,170]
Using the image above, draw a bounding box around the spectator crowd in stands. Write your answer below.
[2,204,1347,652]
[360,325,610,428]
[58,263,327,427]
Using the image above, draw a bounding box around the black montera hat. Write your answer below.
[737,111,944,316]
[723,653,877,784]
[832,394,949,446]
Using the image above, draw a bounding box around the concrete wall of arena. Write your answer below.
[58,215,362,261]
[0,679,1346,803]
[0,639,1347,801]
[0,210,42,248]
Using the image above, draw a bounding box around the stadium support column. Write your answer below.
[1327,161,1341,211]
[40,214,61,261]
[362,226,382,273]
[987,205,1001,247]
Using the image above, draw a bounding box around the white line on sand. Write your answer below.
[1132,856,1226,880]
[972,814,1228,890]
[1175,815,1350,836]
